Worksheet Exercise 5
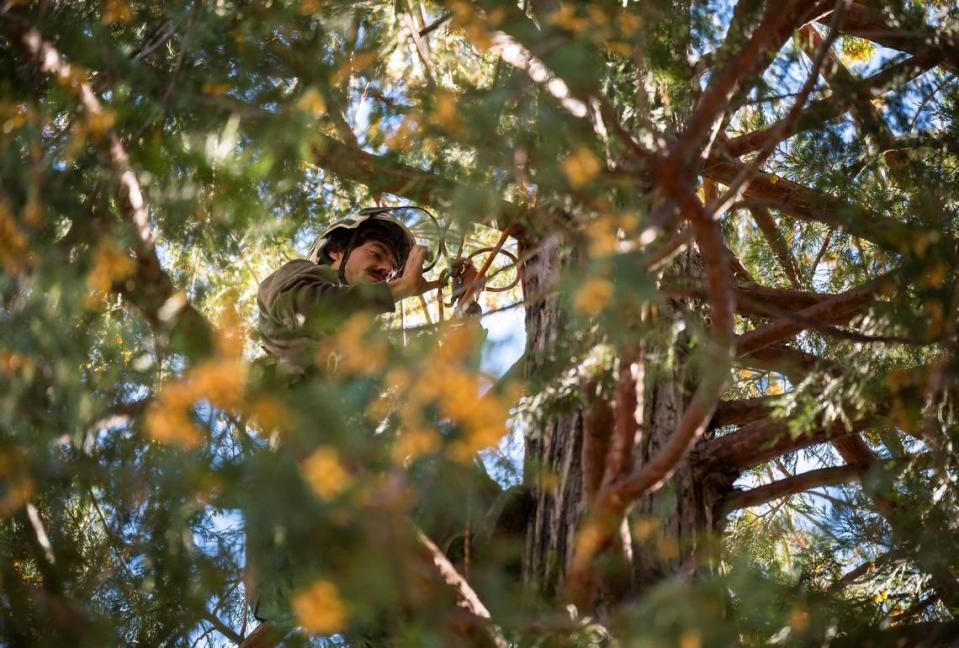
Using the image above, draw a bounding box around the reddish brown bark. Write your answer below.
[751,206,804,288]
[703,157,920,250]
[736,279,880,356]
[719,463,864,514]
[692,416,871,475]
[711,397,776,428]
[723,48,942,157]
[671,0,817,165]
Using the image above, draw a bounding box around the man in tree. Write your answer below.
[250,207,508,638]
[257,207,439,376]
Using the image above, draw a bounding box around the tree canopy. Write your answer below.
[1,0,959,646]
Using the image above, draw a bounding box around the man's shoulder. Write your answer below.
[262,259,340,286]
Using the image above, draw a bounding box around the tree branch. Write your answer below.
[692,415,873,475]
[308,133,529,240]
[819,2,958,73]
[723,47,942,157]
[711,396,777,428]
[720,463,864,514]
[6,19,215,356]
[750,206,805,288]
[703,157,924,251]
[736,275,886,356]
[603,348,643,487]
[671,0,820,165]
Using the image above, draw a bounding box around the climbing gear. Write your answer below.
[309,204,521,318]
[439,227,518,318]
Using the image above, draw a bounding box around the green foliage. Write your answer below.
[1,0,959,645]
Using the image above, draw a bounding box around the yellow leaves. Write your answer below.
[0,201,29,274]
[298,0,322,15]
[248,396,290,436]
[586,213,636,257]
[788,607,809,632]
[147,307,248,448]
[201,82,231,97]
[587,215,618,257]
[330,51,377,86]
[840,36,875,65]
[85,239,135,308]
[296,88,327,117]
[0,449,34,516]
[922,263,948,288]
[548,5,591,32]
[391,427,440,463]
[190,359,247,411]
[679,630,702,648]
[0,100,33,135]
[301,447,351,501]
[0,352,34,376]
[213,302,247,358]
[384,115,420,152]
[387,325,509,463]
[449,1,493,50]
[320,313,389,376]
[573,277,613,315]
[431,91,460,133]
[102,0,132,24]
[85,110,116,138]
[147,358,247,448]
[606,41,633,57]
[293,580,350,635]
[618,12,643,37]
[23,195,42,228]
[562,147,602,188]
[767,376,784,396]
[632,516,660,541]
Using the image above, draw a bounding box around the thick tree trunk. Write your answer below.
[519,0,739,608]
[521,241,733,602]
[520,234,586,596]
[629,250,732,590]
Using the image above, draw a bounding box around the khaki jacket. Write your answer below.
[257,260,395,374]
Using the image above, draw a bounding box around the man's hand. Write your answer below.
[388,245,441,300]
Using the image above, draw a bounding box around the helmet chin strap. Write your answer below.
[336,229,361,284]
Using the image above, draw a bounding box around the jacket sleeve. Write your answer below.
[258,260,395,334]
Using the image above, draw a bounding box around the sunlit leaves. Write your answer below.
[561,146,602,188]
[292,579,350,634]
[301,446,351,501]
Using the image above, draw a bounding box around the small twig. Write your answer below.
[418,12,452,38]
[402,11,436,88]
[25,503,55,565]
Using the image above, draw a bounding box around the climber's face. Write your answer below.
[329,239,398,285]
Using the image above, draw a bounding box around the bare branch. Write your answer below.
[711,396,777,428]
[672,0,821,165]
[603,349,644,487]
[581,379,613,502]
[414,528,508,648]
[724,48,942,157]
[692,416,872,475]
[720,463,864,514]
[704,157,923,251]
[750,206,805,289]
